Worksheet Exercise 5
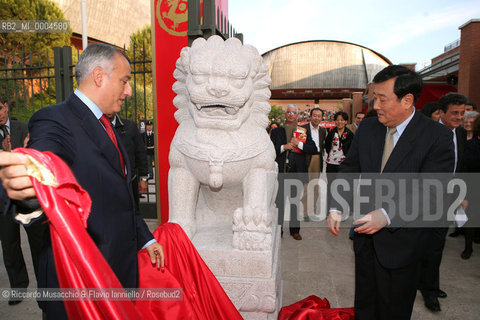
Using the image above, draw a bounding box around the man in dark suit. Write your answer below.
[327,65,455,320]
[0,44,164,319]
[0,96,47,305]
[419,92,467,311]
[301,108,326,219]
[142,120,155,179]
[271,104,317,240]
[108,113,149,209]
[346,111,365,134]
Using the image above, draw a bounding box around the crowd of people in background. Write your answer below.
[269,78,479,317]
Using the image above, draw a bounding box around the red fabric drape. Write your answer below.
[278,295,354,320]
[135,223,242,320]
[15,148,241,320]
[16,148,142,319]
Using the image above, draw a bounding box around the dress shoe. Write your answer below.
[461,248,472,260]
[291,233,302,240]
[8,298,23,306]
[449,231,461,237]
[424,295,441,312]
[437,289,447,298]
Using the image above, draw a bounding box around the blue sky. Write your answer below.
[228,0,480,70]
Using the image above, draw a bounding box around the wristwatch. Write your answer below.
[140,176,149,182]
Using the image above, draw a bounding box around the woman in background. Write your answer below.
[324,111,354,173]
[421,102,442,121]
[460,114,480,259]
[463,111,479,140]
[267,122,279,136]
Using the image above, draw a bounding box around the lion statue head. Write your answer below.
[172,35,272,131]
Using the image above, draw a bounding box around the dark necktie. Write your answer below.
[0,124,8,149]
[0,124,8,139]
[99,115,125,176]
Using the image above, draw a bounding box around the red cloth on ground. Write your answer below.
[278,295,354,320]
[15,148,242,320]
[136,223,243,320]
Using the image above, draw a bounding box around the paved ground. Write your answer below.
[1,219,479,319]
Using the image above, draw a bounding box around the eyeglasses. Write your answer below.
[286,111,297,115]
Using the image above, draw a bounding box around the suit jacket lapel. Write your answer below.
[69,94,126,178]
[370,121,387,172]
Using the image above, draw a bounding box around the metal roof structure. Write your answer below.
[262,40,391,100]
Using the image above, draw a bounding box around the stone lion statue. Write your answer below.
[168,35,277,251]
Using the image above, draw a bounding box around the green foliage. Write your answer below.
[127,25,152,62]
[125,24,153,121]
[269,104,285,124]
[121,82,153,122]
[0,0,70,122]
[8,91,56,123]
[0,0,71,62]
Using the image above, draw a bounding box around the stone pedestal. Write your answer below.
[192,224,283,320]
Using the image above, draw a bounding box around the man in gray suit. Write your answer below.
[0,95,47,305]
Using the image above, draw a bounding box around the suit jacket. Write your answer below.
[0,119,28,211]
[142,131,155,156]
[27,93,154,289]
[114,116,148,179]
[8,118,29,149]
[335,111,455,269]
[301,123,326,170]
[324,127,354,157]
[270,125,317,175]
[455,126,467,172]
[346,123,357,134]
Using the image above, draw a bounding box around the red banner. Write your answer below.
[153,1,229,223]
[153,0,189,223]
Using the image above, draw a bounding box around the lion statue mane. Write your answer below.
[168,35,278,251]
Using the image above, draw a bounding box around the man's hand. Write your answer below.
[138,180,147,194]
[0,152,36,200]
[353,209,388,234]
[327,210,342,236]
[145,242,165,272]
[23,134,30,147]
[290,137,299,147]
[283,143,294,151]
[2,135,11,152]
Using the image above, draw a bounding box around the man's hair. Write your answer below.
[310,107,324,117]
[438,93,468,112]
[0,94,7,105]
[466,102,477,111]
[75,44,130,85]
[285,104,299,113]
[334,111,348,121]
[372,65,423,102]
[355,111,365,117]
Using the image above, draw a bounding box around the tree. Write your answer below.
[0,0,71,61]
[0,0,71,122]
[125,24,153,121]
[269,104,285,124]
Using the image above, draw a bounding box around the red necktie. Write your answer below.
[100,115,125,177]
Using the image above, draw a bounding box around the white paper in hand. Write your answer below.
[455,207,468,228]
